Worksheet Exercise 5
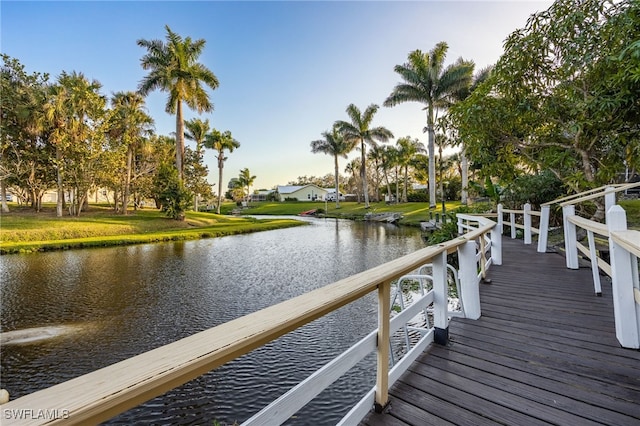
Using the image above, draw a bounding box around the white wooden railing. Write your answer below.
[560,183,640,349]
[496,203,542,248]
[0,217,501,425]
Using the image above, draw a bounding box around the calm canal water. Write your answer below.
[0,217,424,425]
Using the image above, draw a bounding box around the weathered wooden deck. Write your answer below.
[362,238,640,426]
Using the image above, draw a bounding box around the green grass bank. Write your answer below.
[0,204,305,254]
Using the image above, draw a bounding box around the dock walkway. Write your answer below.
[362,239,640,425]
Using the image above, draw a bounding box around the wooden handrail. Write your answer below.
[567,215,609,237]
[611,230,640,259]
[1,220,496,425]
[559,182,640,207]
[542,183,635,207]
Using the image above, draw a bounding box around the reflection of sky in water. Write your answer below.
[0,218,424,425]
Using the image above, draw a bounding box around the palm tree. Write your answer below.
[185,117,210,154]
[396,137,424,202]
[335,104,393,208]
[238,168,256,203]
[137,25,219,183]
[345,158,362,203]
[384,41,473,208]
[310,124,355,208]
[205,129,240,214]
[109,91,154,214]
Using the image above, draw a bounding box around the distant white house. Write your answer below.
[276,184,328,201]
[248,190,275,202]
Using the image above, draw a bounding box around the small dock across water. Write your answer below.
[362,238,640,425]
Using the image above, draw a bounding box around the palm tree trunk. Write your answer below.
[56,146,63,217]
[333,154,340,209]
[216,154,224,214]
[427,107,436,208]
[461,147,469,205]
[403,165,408,203]
[123,145,133,215]
[175,100,185,182]
[361,140,369,208]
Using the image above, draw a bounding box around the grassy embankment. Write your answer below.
[2,199,638,254]
[236,200,464,227]
[0,204,305,254]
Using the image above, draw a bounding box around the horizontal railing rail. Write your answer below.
[1,217,500,425]
[495,203,541,248]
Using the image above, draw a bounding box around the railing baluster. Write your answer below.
[432,251,449,345]
[459,240,481,319]
[538,205,550,253]
[563,205,579,269]
[524,203,532,245]
[374,280,391,412]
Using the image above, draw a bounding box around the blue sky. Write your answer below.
[1,1,553,190]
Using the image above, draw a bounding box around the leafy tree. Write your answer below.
[205,129,240,214]
[385,42,473,208]
[154,162,192,220]
[335,104,393,208]
[450,0,640,219]
[310,124,356,208]
[0,55,53,212]
[137,25,220,184]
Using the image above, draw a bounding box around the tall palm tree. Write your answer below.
[385,41,473,208]
[238,168,256,203]
[205,129,240,214]
[109,91,154,214]
[137,25,219,183]
[310,124,356,208]
[345,158,362,204]
[335,104,393,208]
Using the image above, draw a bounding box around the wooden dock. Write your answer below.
[361,239,640,425]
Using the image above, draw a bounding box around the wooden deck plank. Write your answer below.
[361,239,640,425]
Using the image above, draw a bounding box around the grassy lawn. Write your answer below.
[0,204,304,254]
[237,200,468,226]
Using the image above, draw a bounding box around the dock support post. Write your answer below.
[432,251,449,345]
[607,206,640,349]
[524,203,532,245]
[374,280,391,412]
[563,205,579,269]
[538,205,550,253]
[459,240,481,319]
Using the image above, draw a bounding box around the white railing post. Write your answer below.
[458,241,481,319]
[457,216,463,235]
[607,206,640,349]
[538,205,550,253]
[497,203,503,234]
[563,205,579,269]
[510,211,516,239]
[374,280,391,412]
[490,225,502,266]
[524,203,532,245]
[604,186,616,220]
[432,251,449,345]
